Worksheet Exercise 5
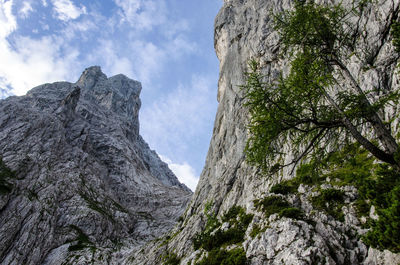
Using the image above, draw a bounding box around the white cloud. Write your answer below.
[114,0,166,30]
[88,38,167,85]
[87,39,135,79]
[165,35,197,60]
[0,0,17,38]
[19,1,33,18]
[160,155,199,192]
[140,75,217,167]
[61,17,98,41]
[51,0,86,21]
[41,23,49,31]
[0,1,89,96]
[0,1,77,96]
[0,0,197,97]
[42,0,48,7]
[129,40,166,84]
[163,19,189,39]
[0,34,80,95]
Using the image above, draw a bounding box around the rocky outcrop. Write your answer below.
[2,0,400,264]
[0,66,191,265]
[131,0,400,264]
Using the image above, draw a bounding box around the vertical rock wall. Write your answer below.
[133,0,400,264]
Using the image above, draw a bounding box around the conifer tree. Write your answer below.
[243,0,400,173]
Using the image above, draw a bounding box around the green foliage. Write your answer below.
[295,162,325,185]
[79,192,114,222]
[254,196,289,217]
[0,158,15,195]
[275,0,352,56]
[193,210,221,250]
[162,252,181,265]
[249,224,262,238]
[362,174,400,252]
[391,21,400,52]
[196,247,247,265]
[292,143,400,252]
[270,181,297,195]
[68,225,94,251]
[222,205,243,222]
[269,162,325,195]
[311,189,345,221]
[279,207,304,219]
[253,196,304,220]
[194,227,246,251]
[222,206,254,227]
[243,56,338,173]
[192,206,253,252]
[204,200,213,214]
[242,0,400,174]
[159,230,181,248]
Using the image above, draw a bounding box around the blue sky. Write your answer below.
[0,0,223,191]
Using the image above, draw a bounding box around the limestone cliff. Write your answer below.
[2,0,400,264]
[0,66,191,265]
[132,0,400,264]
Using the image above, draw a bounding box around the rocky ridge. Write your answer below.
[2,0,400,264]
[132,0,400,264]
[0,66,191,264]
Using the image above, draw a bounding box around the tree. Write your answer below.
[242,0,400,174]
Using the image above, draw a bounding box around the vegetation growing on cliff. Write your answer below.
[0,158,15,195]
[253,195,304,220]
[196,247,247,265]
[192,205,252,264]
[242,0,400,173]
[162,252,181,265]
[68,225,95,252]
[268,144,400,252]
[242,0,400,253]
[193,205,253,251]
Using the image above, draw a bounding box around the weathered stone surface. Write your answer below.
[132,0,400,264]
[2,0,400,263]
[0,66,191,265]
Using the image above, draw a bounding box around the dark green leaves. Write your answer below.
[242,54,341,173]
[391,21,400,52]
[242,0,400,173]
[275,1,350,57]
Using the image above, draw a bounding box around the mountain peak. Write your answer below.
[0,66,191,264]
[76,66,107,90]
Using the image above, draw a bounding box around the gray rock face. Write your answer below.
[2,0,400,263]
[0,66,191,265]
[132,0,400,264]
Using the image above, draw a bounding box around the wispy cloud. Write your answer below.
[140,75,217,172]
[90,39,135,78]
[114,0,166,30]
[0,1,78,95]
[51,0,86,21]
[160,155,198,192]
[0,34,80,95]
[0,0,17,38]
[0,0,197,96]
[19,1,34,18]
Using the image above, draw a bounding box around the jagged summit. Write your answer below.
[77,66,108,89]
[0,66,191,264]
[76,66,140,97]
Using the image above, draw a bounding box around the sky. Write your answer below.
[0,0,223,191]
